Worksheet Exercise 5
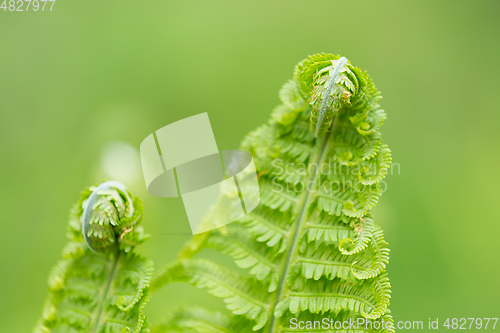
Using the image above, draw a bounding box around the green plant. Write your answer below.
[36,53,394,333]
[150,54,394,332]
[35,185,152,333]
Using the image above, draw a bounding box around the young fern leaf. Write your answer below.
[35,183,153,333]
[152,53,394,333]
[151,308,255,333]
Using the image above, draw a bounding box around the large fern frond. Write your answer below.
[35,184,153,333]
[152,53,394,333]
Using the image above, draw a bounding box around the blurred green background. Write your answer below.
[1,0,499,331]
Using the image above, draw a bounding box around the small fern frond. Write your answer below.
[35,183,153,333]
[338,217,374,255]
[358,144,392,185]
[151,259,270,330]
[350,226,390,280]
[299,223,389,282]
[204,230,281,291]
[238,206,290,253]
[305,212,354,243]
[258,180,300,213]
[277,275,391,320]
[151,308,255,333]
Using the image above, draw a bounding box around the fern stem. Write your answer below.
[266,120,334,333]
[314,56,347,137]
[91,249,121,332]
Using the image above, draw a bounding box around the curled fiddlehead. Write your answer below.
[80,181,148,254]
[35,182,152,333]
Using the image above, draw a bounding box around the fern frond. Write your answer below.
[153,53,394,333]
[279,79,307,112]
[277,138,315,163]
[357,145,392,185]
[35,183,153,333]
[338,217,374,255]
[278,275,391,320]
[350,226,390,280]
[299,223,389,281]
[350,104,386,136]
[328,127,383,166]
[305,212,354,243]
[204,230,281,291]
[151,259,269,330]
[241,124,280,171]
[239,206,290,253]
[151,308,255,333]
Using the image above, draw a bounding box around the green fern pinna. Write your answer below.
[151,54,394,332]
[36,53,394,332]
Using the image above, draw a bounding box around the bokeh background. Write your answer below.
[1,0,499,331]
